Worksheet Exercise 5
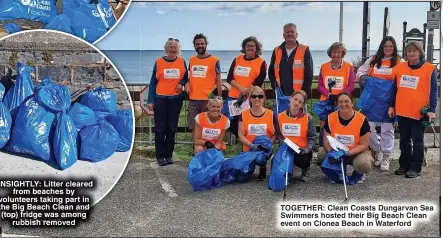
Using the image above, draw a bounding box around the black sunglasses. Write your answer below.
[251,94,264,99]
[168,38,179,42]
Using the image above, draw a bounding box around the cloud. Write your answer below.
[156,10,166,15]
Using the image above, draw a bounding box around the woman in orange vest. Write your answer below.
[317,42,355,148]
[277,90,316,182]
[238,86,278,181]
[147,38,188,166]
[317,92,372,183]
[388,41,438,178]
[224,36,267,138]
[193,96,230,154]
[356,36,403,171]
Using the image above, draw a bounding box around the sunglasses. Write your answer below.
[168,38,179,42]
[251,94,264,99]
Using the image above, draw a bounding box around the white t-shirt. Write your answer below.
[286,47,295,56]
[195,113,230,129]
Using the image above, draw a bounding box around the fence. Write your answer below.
[130,78,441,148]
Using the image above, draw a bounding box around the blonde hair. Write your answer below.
[207,96,223,109]
[290,90,308,105]
[405,41,425,60]
[249,86,266,100]
[327,42,347,58]
[164,39,181,55]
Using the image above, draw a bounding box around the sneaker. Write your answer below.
[300,168,310,182]
[165,157,174,165]
[157,158,167,166]
[380,154,390,171]
[257,167,266,181]
[373,151,382,167]
[394,167,407,175]
[405,171,421,178]
[356,174,365,184]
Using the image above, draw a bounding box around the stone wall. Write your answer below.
[0,31,131,110]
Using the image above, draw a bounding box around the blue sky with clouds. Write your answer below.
[97,1,441,51]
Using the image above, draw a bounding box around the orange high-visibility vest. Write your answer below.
[228,55,264,98]
[395,61,435,120]
[155,57,186,96]
[189,55,219,100]
[319,60,352,101]
[199,112,228,150]
[278,111,309,148]
[369,58,401,81]
[328,110,366,150]
[241,109,275,152]
[273,44,307,91]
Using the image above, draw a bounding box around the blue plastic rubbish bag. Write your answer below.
[67,103,97,130]
[63,0,117,43]
[219,152,259,184]
[79,86,118,118]
[5,23,22,34]
[0,82,5,101]
[0,0,57,23]
[268,143,294,192]
[313,99,338,121]
[4,62,35,119]
[105,109,133,152]
[0,102,12,149]
[356,76,395,123]
[79,119,120,162]
[44,14,74,35]
[320,150,348,184]
[188,148,225,191]
[6,78,77,170]
[251,135,273,167]
[273,87,290,116]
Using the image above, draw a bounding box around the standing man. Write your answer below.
[185,33,222,136]
[269,23,314,97]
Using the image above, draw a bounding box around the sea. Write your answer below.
[102,50,441,85]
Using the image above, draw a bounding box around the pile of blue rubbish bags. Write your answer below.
[0,62,133,170]
[0,0,117,43]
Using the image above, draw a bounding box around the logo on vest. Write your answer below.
[234,66,251,77]
[248,124,266,136]
[191,65,208,78]
[326,76,344,89]
[21,0,31,5]
[399,75,419,89]
[164,68,180,79]
[335,134,355,146]
[282,123,301,137]
[202,128,221,140]
[373,65,392,75]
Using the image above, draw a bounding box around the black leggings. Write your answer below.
[294,151,313,169]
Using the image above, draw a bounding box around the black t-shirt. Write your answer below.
[324,111,370,136]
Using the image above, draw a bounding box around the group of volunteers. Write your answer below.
[147,22,438,184]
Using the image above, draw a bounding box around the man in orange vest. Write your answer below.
[185,33,222,134]
[268,23,314,97]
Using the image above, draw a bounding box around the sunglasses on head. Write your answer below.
[168,38,179,42]
[251,94,264,99]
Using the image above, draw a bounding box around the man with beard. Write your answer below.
[269,23,314,97]
[185,33,222,142]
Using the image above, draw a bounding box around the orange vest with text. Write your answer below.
[369,57,401,81]
[273,44,307,91]
[394,61,435,120]
[278,111,309,148]
[155,57,186,96]
[199,112,228,150]
[229,55,264,98]
[241,109,275,152]
[328,111,366,150]
[320,60,352,101]
[189,55,219,100]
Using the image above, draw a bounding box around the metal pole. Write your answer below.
[339,2,344,43]
[383,7,389,38]
[426,12,435,62]
[402,21,407,58]
[423,23,428,53]
[361,2,370,61]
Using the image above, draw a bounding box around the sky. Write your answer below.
[96,1,442,51]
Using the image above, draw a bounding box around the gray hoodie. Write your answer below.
[277,106,317,151]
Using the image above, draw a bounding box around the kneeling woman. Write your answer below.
[317,92,373,183]
[193,97,230,154]
[238,86,278,181]
[277,90,317,182]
